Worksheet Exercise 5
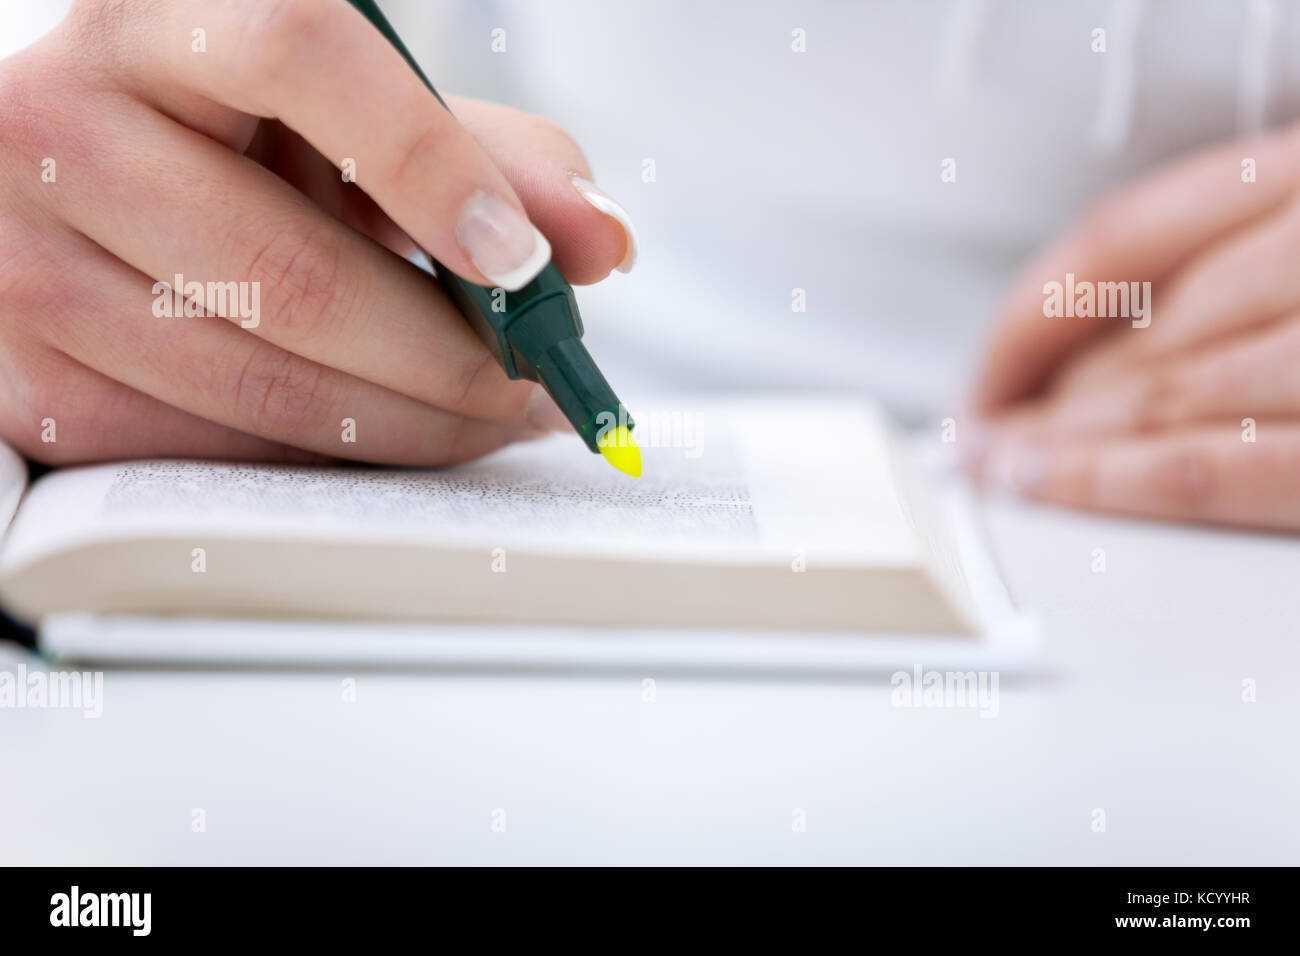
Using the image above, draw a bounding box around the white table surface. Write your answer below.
[2,495,1297,865]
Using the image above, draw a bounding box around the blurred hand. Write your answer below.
[0,0,633,466]
[967,127,1300,531]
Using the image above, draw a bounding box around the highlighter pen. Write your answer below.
[344,0,640,477]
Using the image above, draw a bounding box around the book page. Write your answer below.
[0,399,922,572]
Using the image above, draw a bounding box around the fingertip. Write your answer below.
[443,98,637,284]
[567,174,638,274]
[519,172,637,286]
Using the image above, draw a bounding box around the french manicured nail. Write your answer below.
[456,190,551,291]
[570,174,639,273]
[983,444,1049,497]
[524,387,571,432]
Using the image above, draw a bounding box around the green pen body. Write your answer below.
[345,0,631,453]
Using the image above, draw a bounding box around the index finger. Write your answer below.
[128,0,550,290]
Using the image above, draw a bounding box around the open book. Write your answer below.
[0,399,1034,669]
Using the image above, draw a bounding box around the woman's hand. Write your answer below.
[967,126,1300,531]
[0,0,634,466]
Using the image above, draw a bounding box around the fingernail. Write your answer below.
[570,174,639,273]
[456,190,552,291]
[524,387,571,432]
[982,444,1049,497]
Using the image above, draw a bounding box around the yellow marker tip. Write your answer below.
[598,425,641,478]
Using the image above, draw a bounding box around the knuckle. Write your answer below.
[232,343,328,437]
[0,66,59,175]
[242,225,349,338]
[241,0,355,98]
[389,122,453,186]
[0,56,101,201]
[247,0,326,75]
